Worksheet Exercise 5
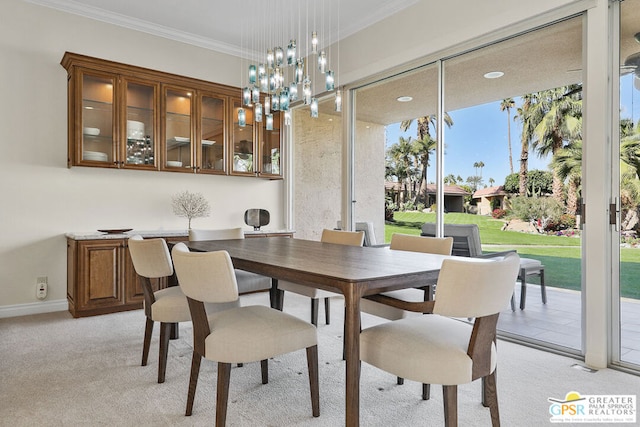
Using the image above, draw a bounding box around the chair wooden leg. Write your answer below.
[310,298,319,326]
[216,362,232,427]
[482,375,488,406]
[170,322,179,339]
[540,268,547,304]
[275,288,284,311]
[484,372,501,427]
[185,352,202,416]
[158,322,171,383]
[141,317,154,366]
[269,278,278,309]
[261,359,269,384]
[443,384,458,427]
[324,297,331,325]
[306,345,320,417]
[422,383,431,400]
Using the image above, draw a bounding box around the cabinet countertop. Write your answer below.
[65,229,294,240]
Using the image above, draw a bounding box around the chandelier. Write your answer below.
[238,0,341,130]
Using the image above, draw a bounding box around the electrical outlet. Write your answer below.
[36,276,47,300]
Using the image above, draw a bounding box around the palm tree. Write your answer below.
[514,94,541,196]
[411,134,437,205]
[529,85,583,205]
[477,161,485,178]
[620,126,640,179]
[489,177,495,186]
[619,128,640,229]
[444,173,459,185]
[466,175,482,192]
[399,113,454,203]
[500,98,516,174]
[552,140,582,215]
[386,136,416,205]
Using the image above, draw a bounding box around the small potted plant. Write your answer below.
[171,190,210,229]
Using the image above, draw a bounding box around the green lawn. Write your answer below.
[387,212,640,299]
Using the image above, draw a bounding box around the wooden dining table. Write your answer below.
[185,237,451,426]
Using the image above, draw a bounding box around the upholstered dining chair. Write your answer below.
[360,233,453,396]
[128,235,237,383]
[277,228,365,326]
[171,243,320,426]
[361,233,453,320]
[189,228,274,306]
[360,252,521,427]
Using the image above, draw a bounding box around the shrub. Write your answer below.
[403,200,415,211]
[545,214,577,232]
[491,208,507,219]
[510,195,564,231]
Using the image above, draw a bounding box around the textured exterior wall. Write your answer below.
[292,110,385,242]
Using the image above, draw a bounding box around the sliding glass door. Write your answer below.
[615,0,640,369]
[350,15,585,353]
[442,17,584,352]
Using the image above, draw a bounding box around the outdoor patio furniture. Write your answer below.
[421,223,546,310]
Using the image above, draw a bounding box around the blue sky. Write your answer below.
[386,74,639,187]
[621,73,640,124]
[385,99,550,187]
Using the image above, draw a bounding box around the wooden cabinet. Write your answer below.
[66,232,290,317]
[67,238,132,317]
[230,100,282,177]
[61,52,282,179]
[258,110,282,178]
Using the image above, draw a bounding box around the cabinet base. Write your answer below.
[68,301,142,318]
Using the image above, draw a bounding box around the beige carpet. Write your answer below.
[1,291,638,426]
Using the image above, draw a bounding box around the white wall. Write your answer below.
[0,0,284,312]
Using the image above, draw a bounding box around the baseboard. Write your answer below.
[0,299,68,319]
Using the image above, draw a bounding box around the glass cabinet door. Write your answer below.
[260,111,282,177]
[231,99,255,175]
[199,94,226,173]
[80,72,115,165]
[164,87,193,171]
[123,80,157,169]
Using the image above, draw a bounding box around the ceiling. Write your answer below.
[351,2,640,125]
[30,0,640,125]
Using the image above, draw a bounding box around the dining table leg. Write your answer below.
[344,286,362,427]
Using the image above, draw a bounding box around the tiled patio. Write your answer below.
[497,282,640,366]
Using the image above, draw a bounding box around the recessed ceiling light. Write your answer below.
[484,71,504,79]
[396,96,413,102]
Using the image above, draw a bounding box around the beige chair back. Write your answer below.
[128,235,173,278]
[434,252,520,318]
[321,229,365,246]
[390,233,453,255]
[189,227,244,241]
[171,242,239,304]
[336,221,377,246]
